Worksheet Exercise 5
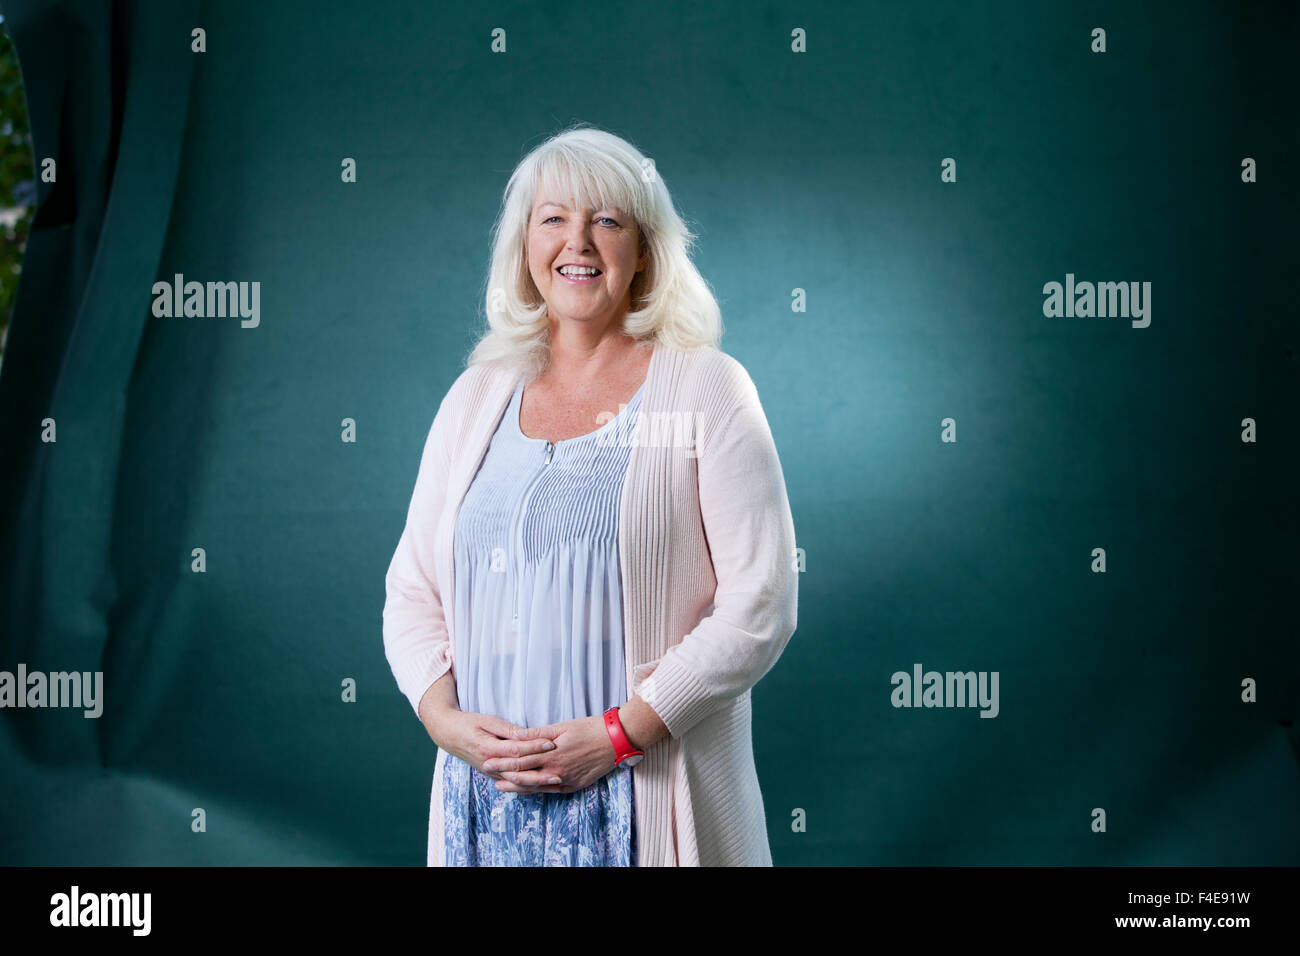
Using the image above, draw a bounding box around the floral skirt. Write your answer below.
[442,752,636,866]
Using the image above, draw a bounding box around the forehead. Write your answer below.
[531,170,628,213]
[532,196,624,213]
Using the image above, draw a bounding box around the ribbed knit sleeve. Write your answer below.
[634,367,799,739]
[383,386,458,717]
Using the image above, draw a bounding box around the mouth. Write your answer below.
[557,266,603,284]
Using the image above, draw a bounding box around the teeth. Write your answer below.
[560,266,600,276]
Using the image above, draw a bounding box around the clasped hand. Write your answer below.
[435,710,620,794]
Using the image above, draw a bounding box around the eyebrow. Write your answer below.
[536,200,619,213]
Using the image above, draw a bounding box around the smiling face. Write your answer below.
[526,178,647,334]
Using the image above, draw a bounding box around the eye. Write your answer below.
[540,214,620,226]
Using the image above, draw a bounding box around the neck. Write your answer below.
[543,316,647,383]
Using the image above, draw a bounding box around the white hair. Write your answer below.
[464,123,723,381]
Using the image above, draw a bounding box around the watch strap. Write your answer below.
[603,706,645,765]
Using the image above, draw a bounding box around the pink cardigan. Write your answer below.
[382,340,799,865]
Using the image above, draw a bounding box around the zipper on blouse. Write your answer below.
[511,440,554,622]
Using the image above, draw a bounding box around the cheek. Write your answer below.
[526,236,546,265]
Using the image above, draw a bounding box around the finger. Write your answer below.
[512,725,556,740]
[481,735,557,759]
[482,751,553,774]
[481,715,527,739]
[501,770,564,788]
[480,717,557,746]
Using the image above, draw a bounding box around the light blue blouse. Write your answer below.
[451,376,646,727]
[442,376,646,866]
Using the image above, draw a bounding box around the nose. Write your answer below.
[562,214,595,251]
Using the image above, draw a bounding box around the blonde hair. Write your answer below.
[464,123,722,381]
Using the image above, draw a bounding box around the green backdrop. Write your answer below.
[1,0,1296,865]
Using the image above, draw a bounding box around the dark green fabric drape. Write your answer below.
[1,0,205,859]
[1,0,1296,865]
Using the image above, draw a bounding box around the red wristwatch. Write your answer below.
[603,706,645,767]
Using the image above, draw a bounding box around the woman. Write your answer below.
[382,124,798,866]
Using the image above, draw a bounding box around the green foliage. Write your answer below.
[0,14,35,366]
